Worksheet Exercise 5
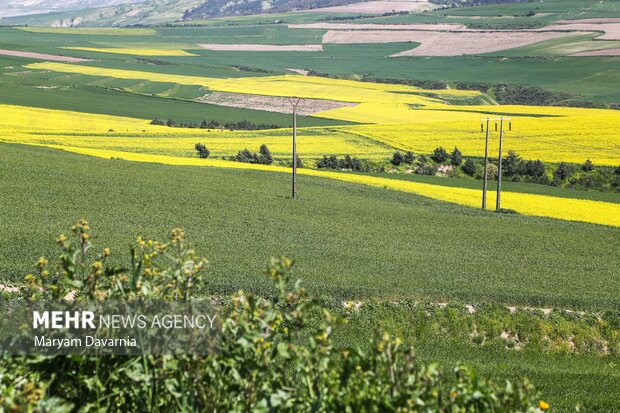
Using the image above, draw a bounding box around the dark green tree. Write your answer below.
[462,158,477,176]
[450,147,463,166]
[431,147,448,163]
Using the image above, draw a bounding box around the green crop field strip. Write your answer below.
[1,143,618,309]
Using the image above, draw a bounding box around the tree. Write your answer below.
[404,151,415,164]
[194,143,210,159]
[166,119,176,127]
[462,158,477,176]
[524,160,545,177]
[582,159,594,172]
[199,120,209,129]
[450,147,463,166]
[258,144,273,165]
[391,152,404,166]
[502,150,522,176]
[553,162,573,181]
[418,154,428,164]
[615,165,620,175]
[431,147,448,163]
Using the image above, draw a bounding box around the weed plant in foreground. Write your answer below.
[0,221,546,412]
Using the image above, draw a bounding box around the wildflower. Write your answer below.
[539,400,550,410]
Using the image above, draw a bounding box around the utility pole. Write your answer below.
[287,97,302,199]
[480,117,511,211]
[496,117,504,211]
[482,117,490,210]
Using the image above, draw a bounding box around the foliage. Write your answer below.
[0,222,545,412]
[195,143,210,159]
[462,158,477,176]
[152,118,280,131]
[431,147,449,163]
[582,159,594,172]
[450,147,463,166]
[231,145,274,165]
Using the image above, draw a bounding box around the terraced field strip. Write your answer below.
[22,144,620,227]
[15,27,156,36]
[0,49,91,62]
[60,47,198,57]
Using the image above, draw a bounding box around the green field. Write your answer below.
[2,143,618,310]
[1,22,619,104]
[2,142,619,410]
[1,1,620,408]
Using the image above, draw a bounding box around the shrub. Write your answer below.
[582,159,594,172]
[462,158,477,176]
[553,162,573,182]
[502,150,522,176]
[404,151,415,164]
[431,147,449,163]
[450,147,463,166]
[615,165,620,176]
[0,221,544,412]
[195,143,210,159]
[259,144,273,165]
[391,151,404,166]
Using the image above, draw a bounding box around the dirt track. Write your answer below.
[0,49,92,62]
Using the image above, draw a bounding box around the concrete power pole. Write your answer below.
[287,97,302,199]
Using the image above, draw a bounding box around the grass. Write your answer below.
[1,143,618,310]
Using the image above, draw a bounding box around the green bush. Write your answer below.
[0,221,545,412]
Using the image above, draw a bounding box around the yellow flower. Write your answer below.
[539,400,550,410]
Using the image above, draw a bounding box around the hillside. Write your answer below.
[0,0,204,27]
[182,0,363,19]
[0,0,142,17]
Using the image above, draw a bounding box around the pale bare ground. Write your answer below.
[289,23,464,30]
[557,18,620,24]
[535,23,620,40]
[322,30,579,56]
[0,49,92,62]
[197,44,323,51]
[572,48,620,56]
[197,92,357,115]
[286,68,310,75]
[301,0,436,14]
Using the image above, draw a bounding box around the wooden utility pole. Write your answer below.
[480,117,511,211]
[287,97,302,199]
[482,117,490,210]
[496,117,505,211]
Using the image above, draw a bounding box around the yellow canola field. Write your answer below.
[343,114,620,165]
[60,47,197,57]
[22,62,620,166]
[0,105,392,159]
[24,144,620,228]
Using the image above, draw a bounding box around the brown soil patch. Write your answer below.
[286,68,310,75]
[572,48,620,56]
[301,0,435,14]
[289,23,464,31]
[198,44,323,52]
[0,49,92,62]
[322,30,578,56]
[197,92,357,115]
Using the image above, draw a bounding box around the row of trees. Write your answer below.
[391,147,463,166]
[152,118,279,131]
